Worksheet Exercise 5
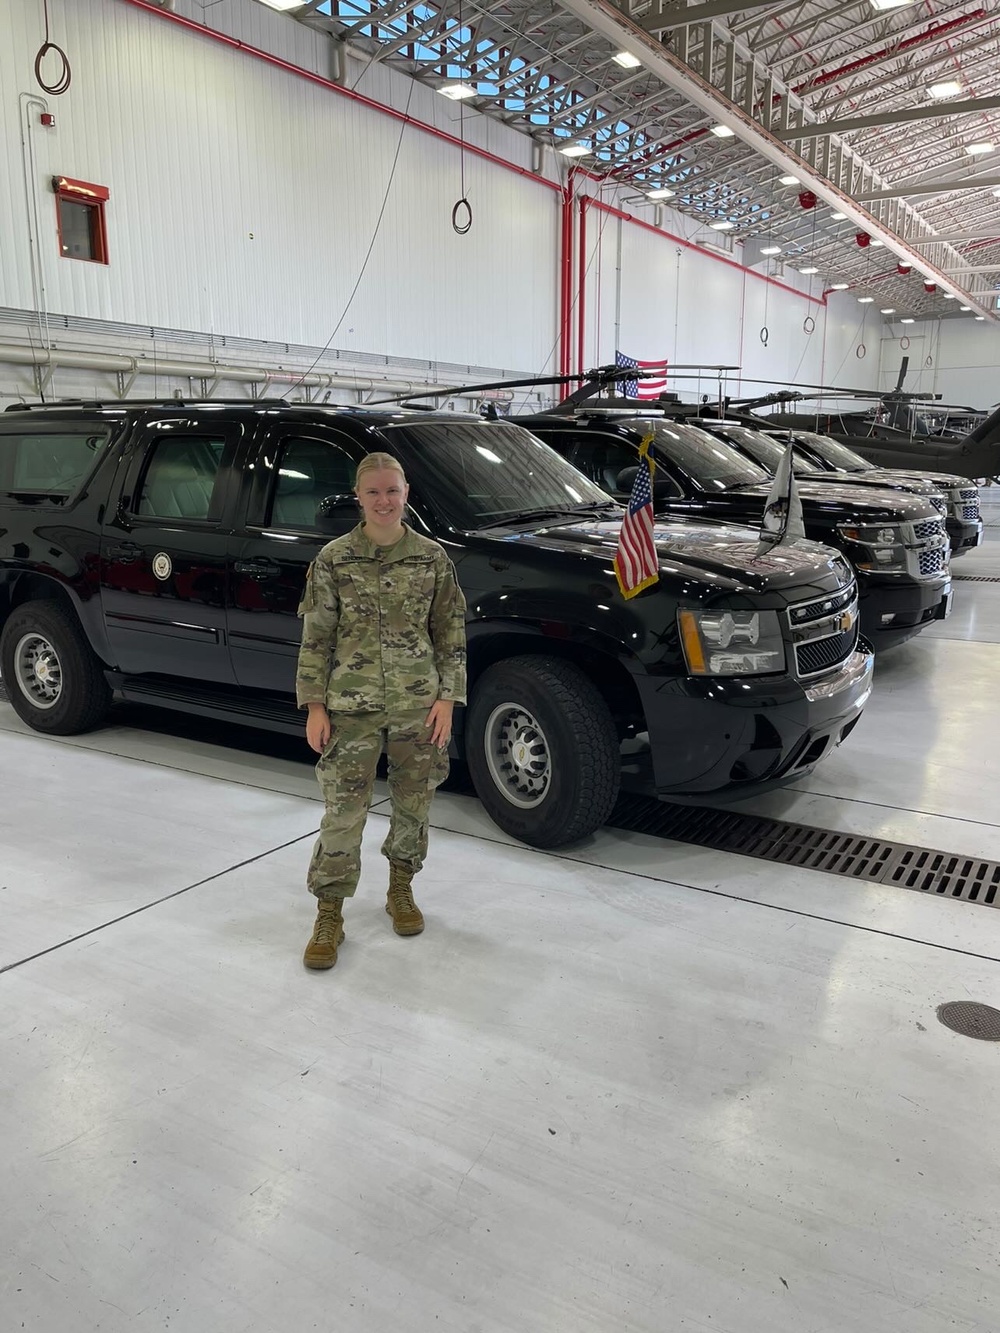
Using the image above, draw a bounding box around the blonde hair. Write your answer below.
[354,452,407,491]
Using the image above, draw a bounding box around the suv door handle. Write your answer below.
[234,559,281,580]
[106,541,142,562]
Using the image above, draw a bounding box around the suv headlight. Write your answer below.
[836,522,906,571]
[678,608,785,676]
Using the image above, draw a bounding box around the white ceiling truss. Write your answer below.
[287,0,1000,322]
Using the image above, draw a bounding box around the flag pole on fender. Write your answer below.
[754,440,805,558]
[615,431,660,599]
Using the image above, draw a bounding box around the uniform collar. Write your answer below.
[343,523,422,562]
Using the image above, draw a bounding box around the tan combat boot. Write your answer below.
[386,863,424,936]
[303,898,346,970]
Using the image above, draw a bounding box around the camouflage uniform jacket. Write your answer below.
[296,524,467,713]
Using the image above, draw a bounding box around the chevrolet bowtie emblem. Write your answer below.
[838,608,856,632]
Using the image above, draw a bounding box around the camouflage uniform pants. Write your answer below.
[307,706,450,901]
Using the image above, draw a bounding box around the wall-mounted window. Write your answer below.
[52,176,110,264]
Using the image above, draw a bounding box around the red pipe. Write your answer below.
[590,198,827,308]
[792,11,986,95]
[559,180,575,377]
[120,0,560,195]
[578,195,590,379]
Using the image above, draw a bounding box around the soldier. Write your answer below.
[296,451,467,971]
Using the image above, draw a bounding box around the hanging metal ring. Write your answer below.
[803,316,815,334]
[900,336,911,350]
[34,41,71,95]
[925,354,934,367]
[856,343,867,359]
[759,326,769,346]
[451,198,473,235]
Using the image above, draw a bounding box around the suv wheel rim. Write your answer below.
[13,632,63,711]
[484,703,551,808]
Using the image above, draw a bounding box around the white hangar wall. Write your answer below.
[583,203,883,402]
[1,0,889,404]
[0,0,560,378]
[877,318,1000,412]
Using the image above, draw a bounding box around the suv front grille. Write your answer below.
[787,584,854,627]
[912,517,946,542]
[918,546,946,577]
[796,629,857,678]
[960,487,979,501]
[787,585,860,680]
[963,503,980,521]
[930,496,947,514]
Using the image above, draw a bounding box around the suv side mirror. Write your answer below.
[315,493,358,536]
[616,466,680,499]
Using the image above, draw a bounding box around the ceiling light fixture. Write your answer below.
[257,0,304,9]
[799,266,819,274]
[966,142,995,156]
[943,293,957,299]
[870,0,914,10]
[960,305,972,311]
[880,308,895,314]
[901,317,915,324]
[928,80,962,99]
[779,175,799,185]
[760,245,782,255]
[613,51,642,68]
[858,296,875,303]
[710,125,735,138]
[559,143,590,157]
[647,187,675,200]
[976,315,986,321]
[710,220,735,230]
[439,83,476,100]
[869,240,884,247]
[830,283,850,290]
[830,212,847,220]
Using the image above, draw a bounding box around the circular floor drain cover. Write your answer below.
[936,1001,1000,1041]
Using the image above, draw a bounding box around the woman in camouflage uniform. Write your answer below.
[296,452,467,971]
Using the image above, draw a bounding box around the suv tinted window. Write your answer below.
[137,436,224,520]
[646,420,767,491]
[385,420,611,528]
[1,429,109,500]
[269,437,356,530]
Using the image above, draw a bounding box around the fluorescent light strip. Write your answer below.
[613,51,641,68]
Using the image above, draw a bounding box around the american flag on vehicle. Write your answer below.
[615,351,669,400]
[614,432,660,600]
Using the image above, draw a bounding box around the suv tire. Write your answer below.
[466,655,620,847]
[1,600,111,735]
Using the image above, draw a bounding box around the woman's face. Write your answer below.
[356,467,409,534]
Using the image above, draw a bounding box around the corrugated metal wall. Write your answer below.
[1,0,559,370]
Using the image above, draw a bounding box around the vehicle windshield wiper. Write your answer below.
[474,501,621,530]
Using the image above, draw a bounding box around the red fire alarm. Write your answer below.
[855,232,870,248]
[40,112,56,127]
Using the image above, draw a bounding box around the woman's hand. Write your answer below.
[306,703,332,754]
[426,699,454,750]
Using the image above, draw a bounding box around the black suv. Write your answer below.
[754,427,983,555]
[0,400,873,847]
[522,409,952,650]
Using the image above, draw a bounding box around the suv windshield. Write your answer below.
[386,420,616,530]
[780,430,872,473]
[643,419,768,491]
[702,423,816,475]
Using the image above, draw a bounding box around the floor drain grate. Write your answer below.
[607,796,1000,907]
[936,1001,1000,1040]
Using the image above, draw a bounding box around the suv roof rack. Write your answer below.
[4,397,296,412]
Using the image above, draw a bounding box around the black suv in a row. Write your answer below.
[521,408,952,650]
[0,400,872,847]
